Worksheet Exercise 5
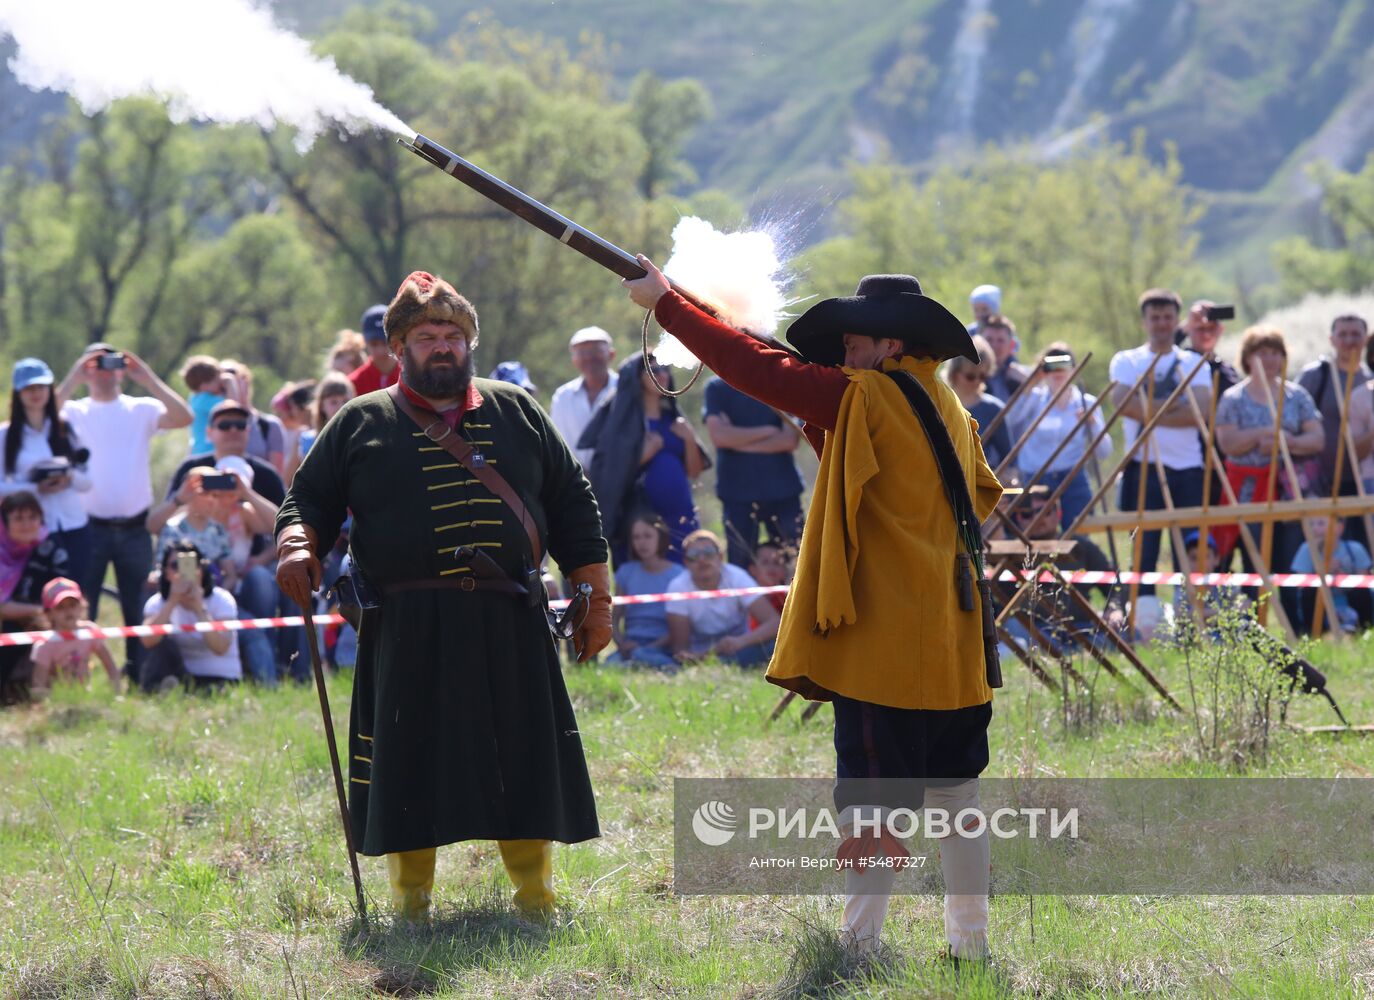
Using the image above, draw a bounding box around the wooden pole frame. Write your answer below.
[1061,354,1212,538]
[996,348,1169,527]
[992,353,1094,479]
[1312,362,1357,635]
[1074,492,1374,532]
[1252,366,1342,633]
[1127,373,1156,636]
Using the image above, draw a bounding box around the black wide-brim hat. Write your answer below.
[786,274,978,367]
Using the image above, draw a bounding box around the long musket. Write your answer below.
[400,134,720,318]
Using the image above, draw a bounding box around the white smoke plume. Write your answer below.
[0,0,410,145]
[655,216,792,369]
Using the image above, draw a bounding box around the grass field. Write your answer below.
[3,631,1374,999]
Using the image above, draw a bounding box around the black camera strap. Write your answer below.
[885,370,1003,689]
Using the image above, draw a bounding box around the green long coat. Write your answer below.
[276,380,607,856]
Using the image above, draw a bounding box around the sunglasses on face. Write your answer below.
[685,547,719,561]
[214,420,249,431]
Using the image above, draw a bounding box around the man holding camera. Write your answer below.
[149,399,286,683]
[275,270,612,922]
[1108,289,1212,633]
[57,344,193,679]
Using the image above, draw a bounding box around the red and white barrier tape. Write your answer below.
[0,588,790,648]
[3,571,1369,648]
[994,569,1374,589]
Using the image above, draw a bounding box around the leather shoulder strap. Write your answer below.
[387,383,543,564]
[884,370,984,565]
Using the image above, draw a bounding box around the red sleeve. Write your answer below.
[654,292,849,441]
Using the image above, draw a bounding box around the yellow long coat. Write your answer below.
[766,356,1004,711]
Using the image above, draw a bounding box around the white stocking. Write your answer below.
[924,778,990,959]
[840,862,897,955]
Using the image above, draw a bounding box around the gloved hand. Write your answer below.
[567,561,612,662]
[275,523,321,608]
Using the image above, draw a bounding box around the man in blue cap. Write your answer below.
[347,304,401,396]
[489,361,538,394]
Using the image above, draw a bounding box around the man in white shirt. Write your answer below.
[58,343,193,677]
[665,529,780,667]
[1108,289,1211,608]
[549,326,618,468]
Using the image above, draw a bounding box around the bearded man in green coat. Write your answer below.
[275,270,613,920]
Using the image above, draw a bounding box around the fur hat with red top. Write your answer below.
[383,270,480,347]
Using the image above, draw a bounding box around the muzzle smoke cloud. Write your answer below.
[0,0,410,145]
[655,216,792,369]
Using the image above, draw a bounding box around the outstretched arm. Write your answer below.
[625,256,850,433]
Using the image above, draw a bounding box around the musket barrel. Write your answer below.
[406,134,646,279]
[401,133,722,319]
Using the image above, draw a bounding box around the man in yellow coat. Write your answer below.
[626,257,1002,961]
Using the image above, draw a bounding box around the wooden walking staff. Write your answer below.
[992,353,1094,479]
[1176,383,1301,642]
[1253,366,1342,634]
[299,601,368,929]
[1311,364,1357,636]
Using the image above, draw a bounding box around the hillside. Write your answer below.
[6,0,1374,260]
[282,0,1374,260]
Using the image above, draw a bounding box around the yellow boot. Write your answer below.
[497,839,555,914]
[386,847,436,922]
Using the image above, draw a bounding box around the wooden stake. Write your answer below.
[1061,354,1211,538]
[1253,366,1341,634]
[1199,367,1220,565]
[1312,362,1356,636]
[998,348,1169,527]
[1175,384,1301,643]
[993,353,1094,479]
[1127,374,1155,637]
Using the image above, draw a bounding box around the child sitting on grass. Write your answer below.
[1291,516,1372,635]
[154,466,236,588]
[29,577,121,697]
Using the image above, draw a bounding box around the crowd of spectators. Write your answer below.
[0,321,360,703]
[3,279,1372,703]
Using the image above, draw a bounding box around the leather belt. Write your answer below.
[383,577,528,597]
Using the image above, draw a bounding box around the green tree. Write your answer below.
[1274,155,1374,297]
[627,71,712,198]
[263,13,723,391]
[0,100,285,372]
[800,135,1202,366]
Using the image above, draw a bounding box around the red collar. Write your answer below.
[398,378,484,429]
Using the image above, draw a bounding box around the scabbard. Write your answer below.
[977,578,1004,689]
